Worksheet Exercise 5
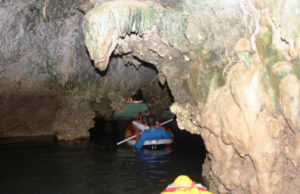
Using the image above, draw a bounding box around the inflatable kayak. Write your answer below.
[124,119,173,147]
[127,138,173,146]
[161,175,212,194]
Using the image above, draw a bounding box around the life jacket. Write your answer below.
[161,175,212,194]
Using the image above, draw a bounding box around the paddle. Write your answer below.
[116,118,174,146]
[116,135,137,146]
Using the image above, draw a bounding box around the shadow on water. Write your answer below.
[0,118,207,194]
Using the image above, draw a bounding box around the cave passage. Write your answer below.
[1,0,299,193]
[89,99,208,191]
[0,103,207,194]
[0,58,208,194]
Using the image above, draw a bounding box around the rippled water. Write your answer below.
[0,121,207,194]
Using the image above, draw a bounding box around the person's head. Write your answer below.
[138,112,143,120]
[141,115,148,125]
[155,120,160,127]
[147,115,156,128]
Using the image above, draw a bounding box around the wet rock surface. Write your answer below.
[0,0,96,139]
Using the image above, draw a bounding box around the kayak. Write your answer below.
[124,119,173,147]
[126,99,143,104]
[161,175,213,194]
[127,138,173,146]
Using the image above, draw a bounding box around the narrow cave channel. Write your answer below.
[0,58,207,194]
[2,0,300,193]
[88,104,207,194]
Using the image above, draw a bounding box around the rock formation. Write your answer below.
[0,0,172,140]
[82,0,300,193]
[1,0,300,193]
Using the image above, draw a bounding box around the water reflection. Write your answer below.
[136,147,172,162]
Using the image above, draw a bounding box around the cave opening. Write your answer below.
[87,102,208,191]
[86,55,208,190]
[89,56,175,141]
[0,22,211,194]
[130,89,144,101]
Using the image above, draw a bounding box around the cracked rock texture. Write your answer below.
[0,0,172,140]
[83,0,300,193]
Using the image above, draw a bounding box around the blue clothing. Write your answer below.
[135,128,172,149]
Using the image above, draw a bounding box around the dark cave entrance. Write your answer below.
[129,89,144,101]
[89,55,175,140]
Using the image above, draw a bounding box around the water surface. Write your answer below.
[0,121,206,194]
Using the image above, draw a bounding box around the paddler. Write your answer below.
[135,115,172,150]
[132,113,148,129]
[156,119,174,140]
[123,112,143,139]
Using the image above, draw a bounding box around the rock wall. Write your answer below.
[0,0,93,139]
[0,0,172,140]
[141,79,172,116]
[82,0,300,193]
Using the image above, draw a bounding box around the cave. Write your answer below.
[1,0,300,193]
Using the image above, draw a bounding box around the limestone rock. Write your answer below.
[82,0,300,193]
[0,0,173,140]
[53,98,94,141]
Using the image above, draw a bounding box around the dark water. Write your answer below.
[0,120,207,194]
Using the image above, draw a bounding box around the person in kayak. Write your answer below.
[135,115,172,150]
[132,113,148,130]
[132,112,148,140]
[156,119,174,139]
